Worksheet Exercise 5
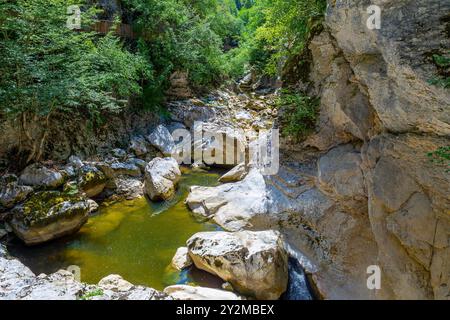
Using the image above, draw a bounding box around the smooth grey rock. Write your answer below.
[110,176,143,201]
[187,230,288,300]
[19,164,64,188]
[0,180,33,209]
[144,157,181,201]
[164,285,243,300]
[218,163,248,183]
[171,247,192,271]
[0,255,168,300]
[129,136,148,157]
[147,125,176,157]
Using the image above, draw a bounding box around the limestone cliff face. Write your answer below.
[0,111,159,169]
[301,0,449,299]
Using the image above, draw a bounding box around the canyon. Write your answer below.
[0,0,449,300]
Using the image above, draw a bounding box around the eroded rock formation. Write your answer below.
[184,0,450,300]
[186,230,289,300]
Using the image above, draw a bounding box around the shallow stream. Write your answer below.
[8,170,224,290]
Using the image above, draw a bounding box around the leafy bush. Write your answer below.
[230,0,327,76]
[429,54,450,88]
[79,289,104,300]
[124,0,243,88]
[276,90,319,139]
[0,0,151,118]
[0,0,151,161]
[428,146,450,172]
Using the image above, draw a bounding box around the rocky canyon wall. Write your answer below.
[301,0,449,299]
[0,111,159,171]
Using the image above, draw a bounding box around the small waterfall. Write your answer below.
[282,257,315,300]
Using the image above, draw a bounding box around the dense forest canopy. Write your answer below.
[0,0,327,109]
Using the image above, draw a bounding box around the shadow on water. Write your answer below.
[7,169,226,291]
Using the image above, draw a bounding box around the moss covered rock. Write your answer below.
[10,191,90,245]
[78,166,108,198]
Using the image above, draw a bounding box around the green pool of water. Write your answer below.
[7,169,224,290]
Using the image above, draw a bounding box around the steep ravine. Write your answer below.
[0,0,449,301]
[171,0,450,299]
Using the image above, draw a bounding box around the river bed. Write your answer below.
[7,170,225,291]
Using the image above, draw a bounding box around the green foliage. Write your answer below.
[79,289,104,300]
[0,0,151,120]
[0,0,328,119]
[427,146,450,172]
[123,0,327,86]
[124,0,243,88]
[276,89,319,139]
[228,0,326,76]
[429,54,450,88]
[0,0,328,153]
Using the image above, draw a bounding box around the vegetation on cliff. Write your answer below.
[0,0,326,162]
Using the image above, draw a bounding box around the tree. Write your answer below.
[0,0,151,162]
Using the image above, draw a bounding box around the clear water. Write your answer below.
[7,169,225,290]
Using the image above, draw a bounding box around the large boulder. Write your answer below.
[0,258,85,300]
[78,166,108,198]
[19,164,64,188]
[164,285,243,300]
[185,161,380,300]
[147,125,176,157]
[186,230,289,300]
[192,122,247,167]
[108,176,143,201]
[9,191,90,245]
[186,169,267,230]
[144,157,181,201]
